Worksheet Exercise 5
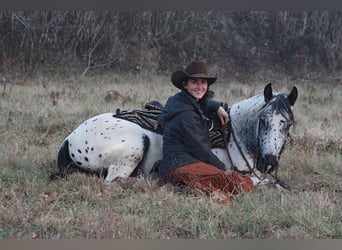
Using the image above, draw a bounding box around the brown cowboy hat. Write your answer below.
[171,61,217,89]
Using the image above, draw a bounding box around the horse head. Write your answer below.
[256,83,298,173]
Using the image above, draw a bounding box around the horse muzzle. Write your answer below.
[256,154,279,173]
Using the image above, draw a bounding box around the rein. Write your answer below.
[223,121,262,178]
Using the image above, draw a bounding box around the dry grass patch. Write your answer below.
[0,72,341,239]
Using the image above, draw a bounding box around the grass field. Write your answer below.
[0,71,341,239]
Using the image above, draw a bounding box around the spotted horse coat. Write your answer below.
[56,83,298,187]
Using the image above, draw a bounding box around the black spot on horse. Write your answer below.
[99,154,102,158]
[122,140,125,142]
[78,149,82,154]
[76,161,82,165]
[84,157,89,161]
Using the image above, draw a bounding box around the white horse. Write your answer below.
[56,83,298,188]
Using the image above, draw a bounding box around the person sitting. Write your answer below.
[158,61,254,202]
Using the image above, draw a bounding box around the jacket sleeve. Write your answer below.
[204,99,229,116]
[206,99,221,113]
[178,111,226,170]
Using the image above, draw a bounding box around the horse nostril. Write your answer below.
[257,154,279,173]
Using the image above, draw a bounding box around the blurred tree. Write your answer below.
[1,11,342,79]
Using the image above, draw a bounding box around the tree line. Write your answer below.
[1,11,342,79]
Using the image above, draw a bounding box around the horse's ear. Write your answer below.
[287,86,298,106]
[264,83,273,103]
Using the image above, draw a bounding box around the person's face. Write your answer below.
[184,78,208,101]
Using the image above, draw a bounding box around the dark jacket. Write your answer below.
[158,90,226,177]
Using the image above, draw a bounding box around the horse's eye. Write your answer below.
[281,120,292,130]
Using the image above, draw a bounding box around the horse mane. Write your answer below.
[270,93,295,123]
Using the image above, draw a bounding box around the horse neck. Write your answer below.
[229,95,265,160]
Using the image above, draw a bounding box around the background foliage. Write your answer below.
[1,11,342,79]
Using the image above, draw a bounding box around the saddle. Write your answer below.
[113,101,164,134]
[113,101,230,149]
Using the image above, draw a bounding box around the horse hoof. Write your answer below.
[104,180,112,185]
[265,180,288,191]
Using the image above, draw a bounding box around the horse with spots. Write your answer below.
[56,83,298,188]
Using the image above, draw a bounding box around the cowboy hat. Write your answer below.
[171,61,217,89]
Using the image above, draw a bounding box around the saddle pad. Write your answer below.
[114,109,163,134]
[114,109,228,149]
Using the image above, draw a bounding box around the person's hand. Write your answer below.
[217,106,230,125]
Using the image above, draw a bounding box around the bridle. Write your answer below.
[222,101,290,190]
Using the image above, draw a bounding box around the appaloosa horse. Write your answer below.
[56,83,298,188]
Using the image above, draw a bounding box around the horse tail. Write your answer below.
[130,134,151,177]
[51,139,79,179]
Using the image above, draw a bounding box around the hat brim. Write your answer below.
[171,70,217,89]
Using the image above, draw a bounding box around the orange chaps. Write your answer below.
[161,162,254,195]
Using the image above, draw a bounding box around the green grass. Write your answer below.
[0,71,341,239]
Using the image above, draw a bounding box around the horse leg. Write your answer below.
[250,176,287,190]
[104,164,137,184]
